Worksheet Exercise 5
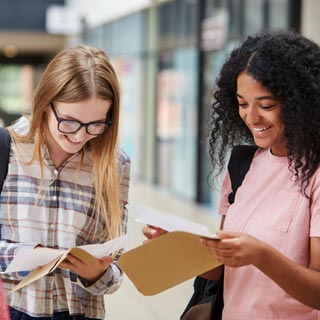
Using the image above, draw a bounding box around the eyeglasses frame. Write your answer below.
[50,103,112,136]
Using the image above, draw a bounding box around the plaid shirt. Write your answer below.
[0,118,130,319]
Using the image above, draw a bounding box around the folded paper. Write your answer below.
[4,235,127,293]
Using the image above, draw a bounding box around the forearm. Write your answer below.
[255,242,320,310]
[76,261,123,295]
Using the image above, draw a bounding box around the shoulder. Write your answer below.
[310,166,320,188]
[116,149,130,181]
[117,148,130,166]
[10,116,30,135]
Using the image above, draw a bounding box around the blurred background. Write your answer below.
[0,0,319,319]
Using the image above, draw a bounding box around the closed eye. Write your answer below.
[259,104,277,110]
[89,121,108,127]
[238,102,248,107]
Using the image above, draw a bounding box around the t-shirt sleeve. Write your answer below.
[218,171,232,216]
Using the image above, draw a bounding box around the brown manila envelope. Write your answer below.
[118,205,222,296]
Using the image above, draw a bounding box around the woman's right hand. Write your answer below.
[142,225,167,243]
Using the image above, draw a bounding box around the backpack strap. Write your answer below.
[0,127,11,192]
[227,145,258,204]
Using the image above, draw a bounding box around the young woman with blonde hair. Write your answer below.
[0,45,130,320]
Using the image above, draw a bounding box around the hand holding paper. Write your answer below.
[129,204,219,239]
[4,235,128,293]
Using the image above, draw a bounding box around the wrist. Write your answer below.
[253,240,272,269]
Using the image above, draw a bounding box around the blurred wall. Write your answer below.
[301,0,320,44]
[66,0,152,27]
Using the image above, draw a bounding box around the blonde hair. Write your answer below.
[10,45,122,239]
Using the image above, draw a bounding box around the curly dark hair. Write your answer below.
[209,30,320,195]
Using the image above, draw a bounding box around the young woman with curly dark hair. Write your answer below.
[200,31,320,319]
[143,31,320,319]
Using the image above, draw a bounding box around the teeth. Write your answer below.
[66,135,79,143]
[254,126,271,132]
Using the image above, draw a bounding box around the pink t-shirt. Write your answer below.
[219,148,320,320]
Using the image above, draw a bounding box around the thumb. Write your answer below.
[100,255,114,266]
[216,230,241,239]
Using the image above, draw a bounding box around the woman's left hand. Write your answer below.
[59,254,114,282]
[201,230,265,268]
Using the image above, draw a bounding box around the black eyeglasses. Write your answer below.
[50,103,112,135]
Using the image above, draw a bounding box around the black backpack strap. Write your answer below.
[210,268,224,320]
[0,127,11,191]
[227,145,258,204]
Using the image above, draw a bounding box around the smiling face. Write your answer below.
[46,97,112,167]
[237,71,287,156]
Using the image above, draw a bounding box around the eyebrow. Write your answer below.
[236,93,277,101]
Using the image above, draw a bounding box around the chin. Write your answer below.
[253,139,266,147]
[61,143,83,155]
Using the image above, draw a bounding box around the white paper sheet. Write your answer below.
[128,204,218,238]
[77,235,127,258]
[4,235,128,273]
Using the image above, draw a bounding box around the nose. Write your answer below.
[244,105,261,124]
[71,126,89,140]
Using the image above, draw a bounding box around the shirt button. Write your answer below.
[54,169,58,175]
[53,195,57,201]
